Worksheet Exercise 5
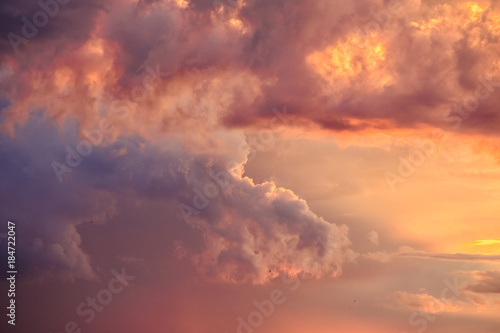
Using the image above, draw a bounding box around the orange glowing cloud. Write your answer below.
[306,33,394,93]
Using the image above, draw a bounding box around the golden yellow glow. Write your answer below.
[475,240,500,252]
[174,0,189,8]
[306,33,394,93]
[410,2,490,35]
[474,239,500,246]
[229,18,247,33]
[454,240,500,254]
[460,2,485,21]
[409,15,448,34]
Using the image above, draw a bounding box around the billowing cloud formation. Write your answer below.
[2,1,500,333]
[0,107,352,284]
[0,116,117,281]
[180,179,353,283]
[0,0,499,285]
[2,0,500,136]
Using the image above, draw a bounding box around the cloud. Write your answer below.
[0,115,118,281]
[397,250,500,262]
[360,247,500,264]
[464,270,500,293]
[2,1,500,332]
[0,0,106,57]
[363,251,391,263]
[395,291,462,314]
[183,180,354,283]
[0,0,498,292]
[2,0,500,138]
[0,103,356,284]
[464,291,488,306]
[368,230,379,245]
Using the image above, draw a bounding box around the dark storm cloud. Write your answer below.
[0,0,108,57]
[0,113,192,281]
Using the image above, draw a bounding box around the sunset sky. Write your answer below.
[1,0,500,332]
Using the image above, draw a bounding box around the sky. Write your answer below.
[0,0,500,332]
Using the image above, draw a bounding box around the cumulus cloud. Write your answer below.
[2,0,500,136]
[0,105,354,284]
[0,116,118,281]
[2,1,500,332]
[1,0,499,288]
[182,179,354,283]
